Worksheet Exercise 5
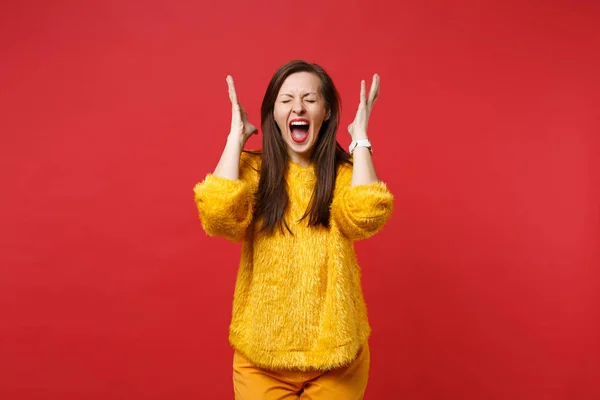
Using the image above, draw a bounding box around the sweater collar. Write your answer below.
[287,160,316,183]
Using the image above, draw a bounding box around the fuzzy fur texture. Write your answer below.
[193,151,394,371]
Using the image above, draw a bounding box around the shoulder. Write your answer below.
[241,149,262,168]
[335,157,354,189]
[240,149,262,182]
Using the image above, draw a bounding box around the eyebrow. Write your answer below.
[279,92,318,98]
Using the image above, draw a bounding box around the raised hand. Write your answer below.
[226,75,258,147]
[348,74,380,141]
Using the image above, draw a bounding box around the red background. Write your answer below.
[1,1,599,398]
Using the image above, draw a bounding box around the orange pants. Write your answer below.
[233,342,370,399]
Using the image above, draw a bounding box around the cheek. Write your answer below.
[273,107,287,130]
[273,113,283,131]
[311,105,327,120]
[311,108,327,129]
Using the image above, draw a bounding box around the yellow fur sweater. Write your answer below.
[193,151,394,371]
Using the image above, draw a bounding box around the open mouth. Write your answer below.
[289,119,310,143]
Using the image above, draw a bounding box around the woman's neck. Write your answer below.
[287,151,312,168]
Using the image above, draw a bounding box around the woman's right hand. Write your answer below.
[226,75,257,148]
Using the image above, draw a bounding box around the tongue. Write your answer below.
[291,127,309,142]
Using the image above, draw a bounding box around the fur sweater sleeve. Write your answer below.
[330,162,394,240]
[193,152,260,242]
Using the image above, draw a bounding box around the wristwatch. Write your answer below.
[349,139,372,154]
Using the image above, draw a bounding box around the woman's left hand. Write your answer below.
[348,73,380,141]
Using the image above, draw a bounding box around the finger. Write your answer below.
[226,75,239,106]
[239,105,257,134]
[368,74,380,106]
[240,104,252,123]
[360,80,367,106]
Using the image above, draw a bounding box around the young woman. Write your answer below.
[193,60,394,399]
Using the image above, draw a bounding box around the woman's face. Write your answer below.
[273,72,328,165]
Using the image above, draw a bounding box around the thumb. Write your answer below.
[247,122,258,135]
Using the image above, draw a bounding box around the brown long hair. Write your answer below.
[252,60,351,234]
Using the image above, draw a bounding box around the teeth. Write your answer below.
[290,121,309,126]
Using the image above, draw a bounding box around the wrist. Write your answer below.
[226,134,244,151]
[351,132,368,141]
[349,137,372,155]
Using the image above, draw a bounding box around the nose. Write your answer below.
[292,99,305,115]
